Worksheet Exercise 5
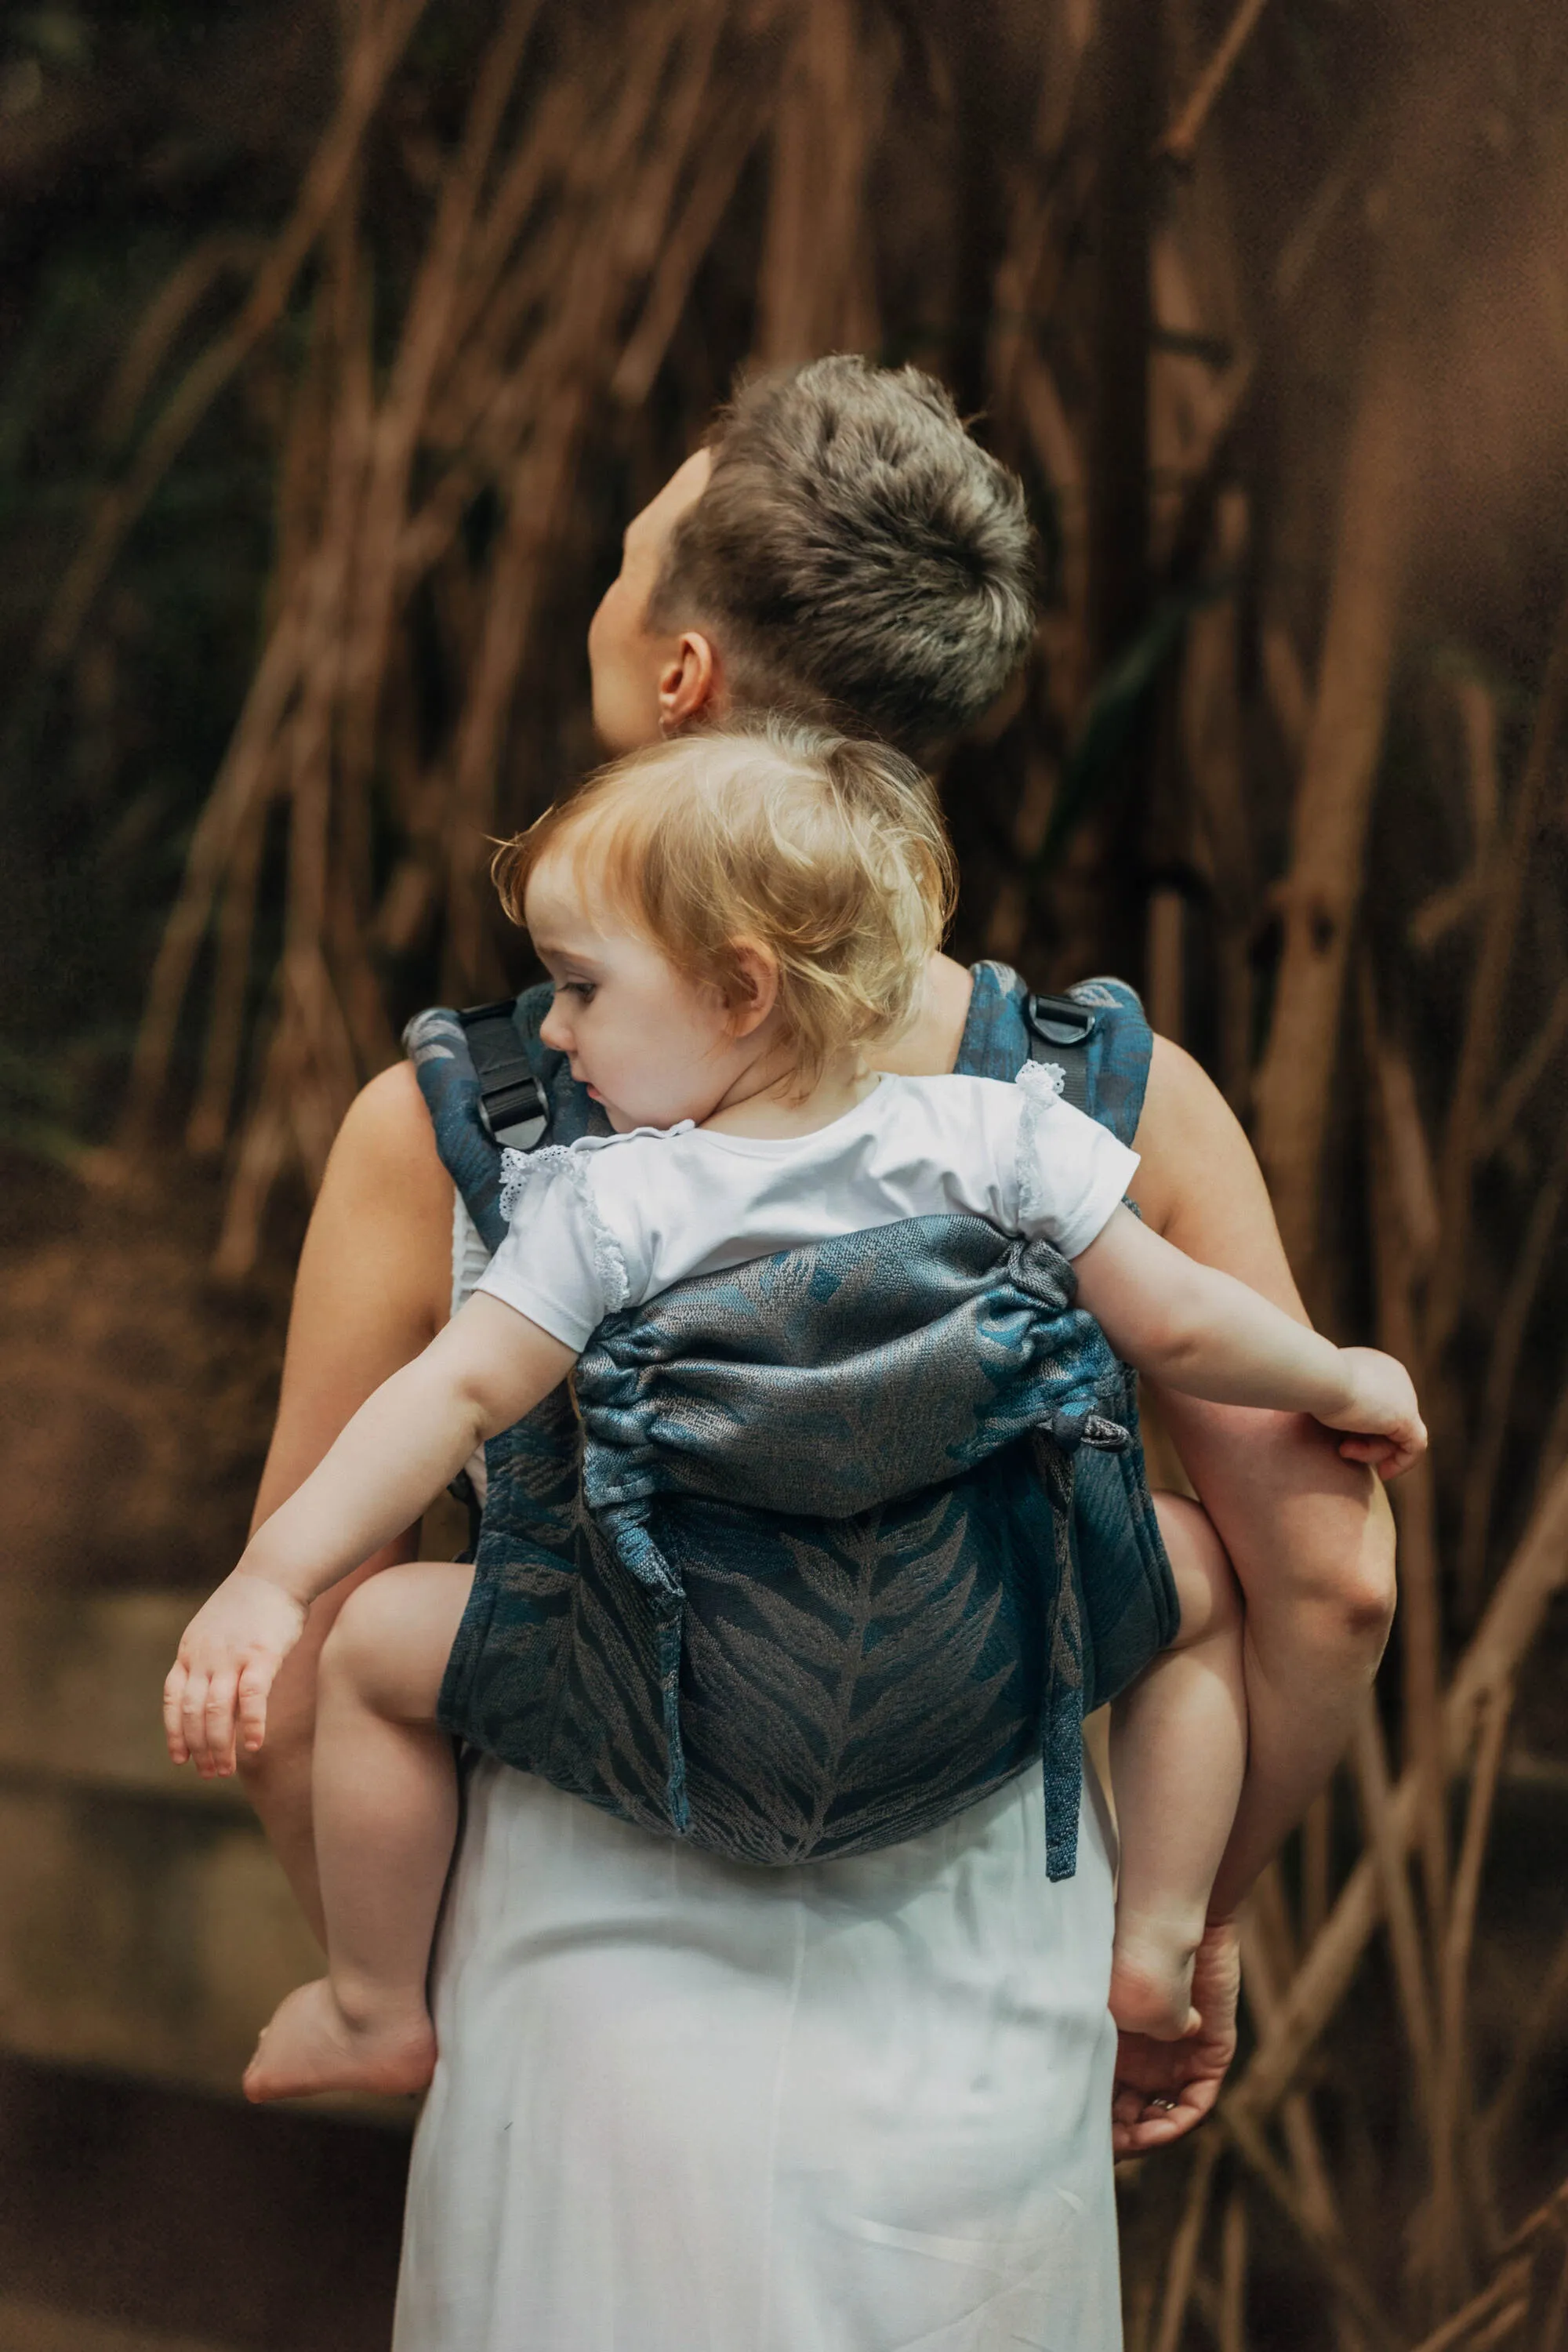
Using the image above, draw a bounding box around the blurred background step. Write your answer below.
[0,2053,404,2352]
[0,2298,237,2352]
[0,1768,321,2096]
[0,1586,252,1811]
[0,1584,381,2110]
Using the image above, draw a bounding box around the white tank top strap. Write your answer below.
[451,1187,492,1319]
[451,1187,492,1501]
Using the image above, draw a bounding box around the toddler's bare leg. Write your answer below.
[238,1552,400,1947]
[242,1561,472,2104]
[1109,1494,1247,2042]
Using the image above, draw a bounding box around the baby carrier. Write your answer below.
[406,962,1176,1880]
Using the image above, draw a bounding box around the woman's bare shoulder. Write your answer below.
[255,1063,456,1516]
[296,1062,454,1322]
[321,1062,452,1206]
[333,1058,445,1159]
[1129,1035,1305,1316]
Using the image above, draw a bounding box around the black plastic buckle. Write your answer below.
[1022,993,1096,1112]
[1023,993,1098,1050]
[457,1001,550,1152]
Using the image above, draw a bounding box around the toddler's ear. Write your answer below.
[727,941,780,1036]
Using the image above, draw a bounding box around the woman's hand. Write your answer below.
[1320,1345,1427,1481]
[163,1573,308,1777]
[1112,1917,1240,2158]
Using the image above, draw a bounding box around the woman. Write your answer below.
[240,360,1396,2348]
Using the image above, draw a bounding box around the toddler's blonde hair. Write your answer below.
[493,720,956,1091]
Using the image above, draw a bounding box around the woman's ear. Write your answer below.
[726,942,779,1038]
[658,632,721,733]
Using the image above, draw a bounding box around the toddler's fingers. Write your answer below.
[204,1671,240,1776]
[1341,1420,1425,1479]
[1381,1431,1424,1482]
[237,1661,271,1756]
[1338,1434,1392,1466]
[163,1664,191,1765]
[180,1669,212,1769]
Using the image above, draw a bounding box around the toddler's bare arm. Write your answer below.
[1071,1205,1425,1477]
[165,1298,574,1775]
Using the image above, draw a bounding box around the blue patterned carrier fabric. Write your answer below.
[405,964,1177,1880]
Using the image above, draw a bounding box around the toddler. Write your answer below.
[165,723,1422,2103]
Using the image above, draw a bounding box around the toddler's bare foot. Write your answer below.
[242,1978,435,2103]
[1109,1928,1202,2043]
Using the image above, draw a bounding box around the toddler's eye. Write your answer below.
[556,980,595,1003]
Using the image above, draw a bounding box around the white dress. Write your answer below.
[390,1186,1124,2352]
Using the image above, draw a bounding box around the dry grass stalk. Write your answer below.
[125,602,306,1128]
[1012,349,1091,724]
[334,0,546,808]
[185,786,267,1158]
[1426,583,1568,1366]
[1159,0,1272,169]
[1238,1904,1367,2350]
[1229,1458,1568,2133]
[1362,971,1450,1923]
[1352,1694,1437,2130]
[126,0,773,1262]
[1223,2101,1399,2352]
[1479,1920,1568,2166]
[1152,2134,1222,2352]
[1428,1679,1514,2310]
[94,233,270,452]
[1179,491,1254,1108]
[612,91,769,405]
[1457,1147,1568,1610]
[1250,303,1421,1300]
[1474,975,1568,1160]
[1403,2260,1532,2352]
[754,0,890,365]
[1218,2188,1249,2352]
[988,16,1094,436]
[36,0,432,674]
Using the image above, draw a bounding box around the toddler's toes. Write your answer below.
[242,1979,435,2103]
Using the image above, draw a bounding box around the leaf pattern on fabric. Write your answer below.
[670,1485,1022,1864]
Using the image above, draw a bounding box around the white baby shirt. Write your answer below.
[476,1065,1139,1353]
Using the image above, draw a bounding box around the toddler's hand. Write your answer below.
[163,1572,307,1777]
[1321,1345,1427,1481]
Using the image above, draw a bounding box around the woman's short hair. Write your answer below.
[647,357,1037,761]
[494,720,956,1091]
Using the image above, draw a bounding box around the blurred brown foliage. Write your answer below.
[5,0,1568,2343]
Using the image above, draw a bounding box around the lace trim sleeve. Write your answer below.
[1013,1057,1069,1233]
[497,1144,630,1316]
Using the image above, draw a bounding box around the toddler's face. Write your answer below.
[527,852,746,1131]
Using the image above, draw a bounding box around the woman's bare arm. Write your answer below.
[1128,1036,1398,1916]
[1109,1035,1398,2155]
[238,1062,456,1939]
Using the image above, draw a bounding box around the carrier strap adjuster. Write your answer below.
[1022,993,1098,1112]
[1023,992,1098,1049]
[458,1000,550,1152]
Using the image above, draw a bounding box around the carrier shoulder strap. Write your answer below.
[457,998,550,1152]
[1019,990,1098,1114]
